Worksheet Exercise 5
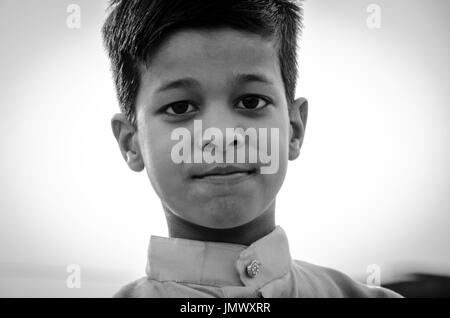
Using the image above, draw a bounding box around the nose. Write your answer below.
[194,104,246,153]
[200,129,245,152]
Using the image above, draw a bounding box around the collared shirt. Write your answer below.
[114,226,402,298]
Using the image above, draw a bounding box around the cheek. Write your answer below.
[259,133,288,206]
[139,121,174,166]
[270,113,290,190]
[271,109,290,169]
[139,126,185,195]
[266,140,288,193]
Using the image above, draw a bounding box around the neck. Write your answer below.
[163,202,276,246]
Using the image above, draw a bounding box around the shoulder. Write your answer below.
[113,277,181,298]
[113,277,150,298]
[291,260,403,298]
[113,277,223,298]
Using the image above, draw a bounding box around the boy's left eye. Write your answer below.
[236,96,270,110]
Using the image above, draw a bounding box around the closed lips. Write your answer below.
[193,166,258,178]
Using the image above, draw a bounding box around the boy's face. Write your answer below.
[130,28,301,229]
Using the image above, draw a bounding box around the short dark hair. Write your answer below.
[102,0,303,127]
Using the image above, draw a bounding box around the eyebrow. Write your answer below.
[155,73,274,93]
[155,77,200,93]
[234,73,274,86]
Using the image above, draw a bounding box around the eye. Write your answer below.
[236,96,270,110]
[164,101,197,115]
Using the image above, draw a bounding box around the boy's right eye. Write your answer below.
[164,101,197,115]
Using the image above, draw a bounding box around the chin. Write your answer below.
[199,199,259,229]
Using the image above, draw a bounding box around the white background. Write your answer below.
[0,0,449,297]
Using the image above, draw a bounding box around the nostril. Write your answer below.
[231,134,245,148]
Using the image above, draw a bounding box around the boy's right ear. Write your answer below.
[111,113,144,172]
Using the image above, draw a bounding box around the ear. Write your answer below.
[111,113,145,172]
[288,97,308,161]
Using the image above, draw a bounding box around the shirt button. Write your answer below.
[246,260,261,278]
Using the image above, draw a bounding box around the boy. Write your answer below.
[102,0,401,297]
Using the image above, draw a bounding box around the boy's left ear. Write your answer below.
[288,97,308,160]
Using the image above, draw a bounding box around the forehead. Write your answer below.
[141,28,282,89]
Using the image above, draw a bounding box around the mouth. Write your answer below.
[192,165,259,183]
